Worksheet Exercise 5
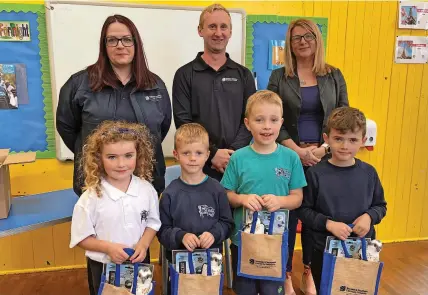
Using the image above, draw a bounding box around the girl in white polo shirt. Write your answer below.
[69,120,161,295]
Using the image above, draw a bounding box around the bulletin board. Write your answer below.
[0,4,54,159]
[245,15,329,90]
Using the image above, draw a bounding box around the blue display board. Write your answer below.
[0,4,54,158]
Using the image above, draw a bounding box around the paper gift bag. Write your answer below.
[237,211,288,281]
[170,250,223,295]
[320,236,384,295]
[98,248,155,295]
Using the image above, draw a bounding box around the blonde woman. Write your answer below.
[267,19,348,295]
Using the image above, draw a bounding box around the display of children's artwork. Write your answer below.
[395,36,428,63]
[399,1,428,29]
[0,64,18,109]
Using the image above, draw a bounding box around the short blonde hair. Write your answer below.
[174,123,209,149]
[284,18,334,77]
[198,3,232,29]
[245,90,283,118]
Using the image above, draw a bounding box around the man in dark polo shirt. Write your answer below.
[172,3,256,181]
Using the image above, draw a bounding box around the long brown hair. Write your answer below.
[81,120,155,197]
[284,18,334,77]
[87,15,156,91]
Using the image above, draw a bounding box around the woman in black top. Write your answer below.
[57,14,171,199]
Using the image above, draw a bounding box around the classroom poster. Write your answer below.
[395,36,428,64]
[399,1,428,29]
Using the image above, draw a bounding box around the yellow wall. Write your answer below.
[1,0,428,273]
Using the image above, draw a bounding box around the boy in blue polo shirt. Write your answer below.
[221,90,307,295]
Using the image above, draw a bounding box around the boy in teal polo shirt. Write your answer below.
[221,90,307,295]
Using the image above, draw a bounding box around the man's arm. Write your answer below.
[229,69,256,150]
[172,67,219,161]
[172,68,193,128]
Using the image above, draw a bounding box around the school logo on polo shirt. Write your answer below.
[140,210,149,222]
[221,77,238,82]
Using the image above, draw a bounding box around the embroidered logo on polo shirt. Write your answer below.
[140,210,149,222]
[275,167,291,180]
[145,95,161,102]
[198,205,215,218]
[221,77,238,82]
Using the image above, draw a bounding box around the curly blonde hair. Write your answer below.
[81,121,155,197]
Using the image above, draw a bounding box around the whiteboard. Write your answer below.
[46,1,245,161]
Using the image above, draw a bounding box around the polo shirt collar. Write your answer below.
[101,175,140,201]
[192,51,238,71]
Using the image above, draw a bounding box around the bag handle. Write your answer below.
[250,211,276,235]
[113,248,140,294]
[187,249,213,276]
[339,225,368,261]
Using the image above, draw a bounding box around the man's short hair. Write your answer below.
[245,90,283,118]
[326,107,367,137]
[174,123,209,149]
[198,3,232,29]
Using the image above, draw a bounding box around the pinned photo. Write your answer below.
[395,36,428,64]
[0,64,18,109]
[398,2,428,29]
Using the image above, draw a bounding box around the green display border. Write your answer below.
[0,4,55,159]
[245,15,329,71]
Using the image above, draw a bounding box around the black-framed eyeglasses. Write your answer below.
[291,33,316,44]
[105,36,134,47]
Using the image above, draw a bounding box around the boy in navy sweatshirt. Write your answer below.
[157,123,234,290]
[297,107,387,292]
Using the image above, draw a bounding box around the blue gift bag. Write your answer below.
[169,249,223,295]
[320,235,384,295]
[237,211,288,281]
[98,248,155,295]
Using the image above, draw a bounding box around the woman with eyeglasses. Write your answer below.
[57,14,171,196]
[57,14,171,198]
[267,19,348,295]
